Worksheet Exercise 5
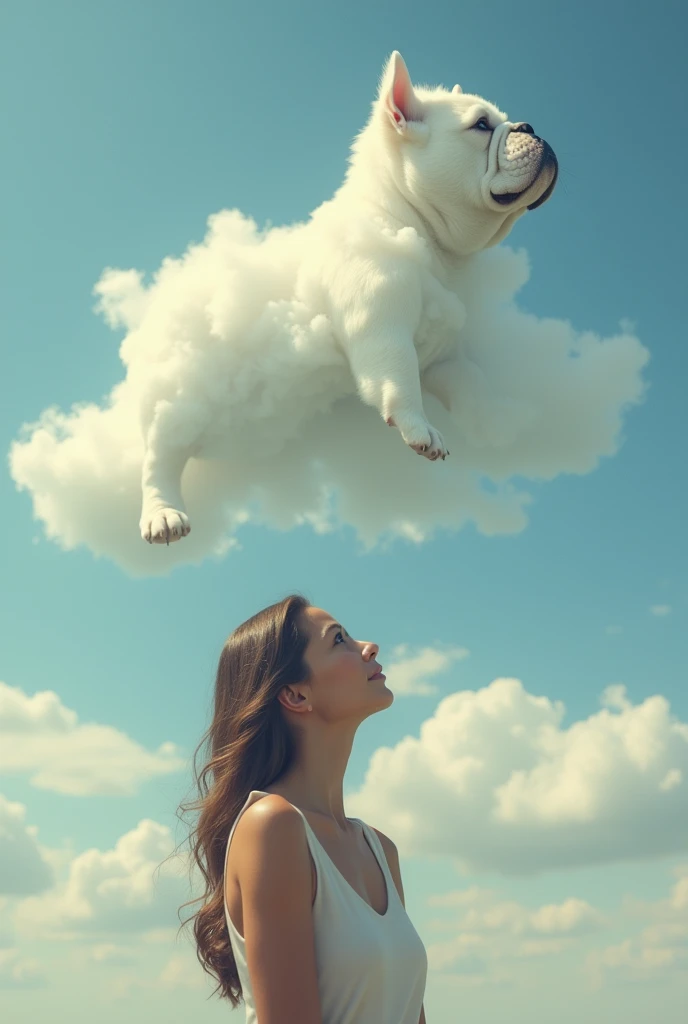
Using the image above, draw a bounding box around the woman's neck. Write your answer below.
[268,722,357,831]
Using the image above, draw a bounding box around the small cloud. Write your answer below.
[600,684,632,712]
[91,943,139,966]
[605,625,623,635]
[659,769,682,793]
[428,887,602,938]
[0,950,48,990]
[425,887,602,985]
[385,645,469,696]
[0,795,53,896]
[14,819,191,940]
[101,947,209,999]
[0,680,186,796]
[650,605,672,617]
[529,897,603,936]
[158,953,207,990]
[429,886,486,910]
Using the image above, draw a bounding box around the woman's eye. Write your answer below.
[473,117,491,131]
[334,631,345,645]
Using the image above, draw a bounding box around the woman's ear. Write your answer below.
[277,684,312,714]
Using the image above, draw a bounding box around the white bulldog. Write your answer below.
[140,50,557,544]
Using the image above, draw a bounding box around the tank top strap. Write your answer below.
[351,818,399,898]
[283,803,332,875]
[224,790,271,879]
[225,789,325,874]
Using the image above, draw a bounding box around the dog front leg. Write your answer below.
[139,403,193,545]
[346,330,448,461]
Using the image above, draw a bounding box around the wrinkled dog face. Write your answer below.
[376,53,558,253]
[483,115,558,212]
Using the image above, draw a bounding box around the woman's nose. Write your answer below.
[361,641,379,660]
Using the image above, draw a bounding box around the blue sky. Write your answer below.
[1,0,687,1021]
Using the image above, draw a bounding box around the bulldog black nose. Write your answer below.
[511,122,535,135]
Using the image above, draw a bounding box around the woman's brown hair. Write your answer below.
[175,593,311,1005]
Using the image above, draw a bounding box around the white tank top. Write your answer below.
[223,790,427,1023]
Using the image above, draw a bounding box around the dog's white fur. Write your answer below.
[131,51,556,544]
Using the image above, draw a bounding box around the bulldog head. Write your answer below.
[362,52,558,254]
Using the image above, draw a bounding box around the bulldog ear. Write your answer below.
[452,84,462,94]
[380,51,424,134]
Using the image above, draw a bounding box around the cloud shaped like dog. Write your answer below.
[8,210,648,576]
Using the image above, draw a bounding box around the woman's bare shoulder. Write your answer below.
[228,790,309,888]
[231,794,308,868]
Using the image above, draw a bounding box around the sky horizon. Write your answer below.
[1,1,687,1022]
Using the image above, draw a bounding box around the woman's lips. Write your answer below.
[368,669,385,681]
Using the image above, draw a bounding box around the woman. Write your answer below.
[180,594,427,1023]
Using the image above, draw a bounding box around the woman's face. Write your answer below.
[295,606,394,723]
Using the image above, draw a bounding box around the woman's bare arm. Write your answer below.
[230,796,322,1024]
[373,827,427,1024]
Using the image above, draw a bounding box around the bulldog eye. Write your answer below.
[472,117,492,131]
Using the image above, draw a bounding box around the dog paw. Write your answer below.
[387,413,449,462]
[140,508,191,545]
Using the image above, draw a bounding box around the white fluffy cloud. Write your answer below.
[15,818,188,939]
[0,794,53,896]
[9,208,648,575]
[348,679,688,873]
[385,645,469,696]
[0,680,186,795]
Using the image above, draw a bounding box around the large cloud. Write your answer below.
[347,680,688,874]
[9,209,648,575]
[0,680,186,796]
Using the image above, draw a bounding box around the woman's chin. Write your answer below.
[377,686,394,707]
